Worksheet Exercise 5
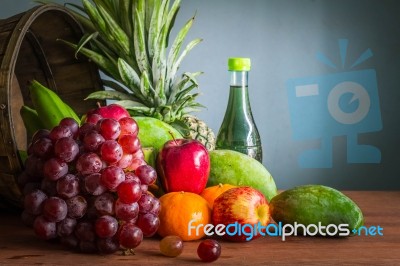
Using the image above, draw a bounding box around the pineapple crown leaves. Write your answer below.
[60,0,203,123]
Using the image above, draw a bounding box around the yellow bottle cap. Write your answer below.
[228,57,251,71]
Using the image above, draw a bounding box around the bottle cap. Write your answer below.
[228,58,251,71]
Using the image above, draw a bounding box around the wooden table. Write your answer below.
[1,191,399,265]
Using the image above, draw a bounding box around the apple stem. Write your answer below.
[169,131,178,145]
[96,102,102,108]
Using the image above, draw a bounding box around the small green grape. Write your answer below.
[159,235,184,257]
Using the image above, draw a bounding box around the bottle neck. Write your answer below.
[230,71,248,87]
[227,70,251,115]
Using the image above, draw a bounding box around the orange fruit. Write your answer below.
[200,184,237,209]
[157,191,211,241]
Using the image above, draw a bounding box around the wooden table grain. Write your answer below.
[1,191,399,265]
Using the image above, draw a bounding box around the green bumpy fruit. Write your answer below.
[207,150,277,201]
[270,185,364,233]
[135,116,183,152]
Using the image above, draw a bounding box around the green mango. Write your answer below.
[207,149,277,201]
[270,185,364,233]
[134,116,183,152]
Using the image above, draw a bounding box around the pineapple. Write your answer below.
[61,0,215,150]
[181,115,215,151]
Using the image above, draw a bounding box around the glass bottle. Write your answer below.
[216,58,263,163]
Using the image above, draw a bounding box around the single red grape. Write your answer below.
[66,195,88,219]
[78,123,96,141]
[117,180,142,204]
[97,237,119,254]
[97,118,121,140]
[57,217,77,237]
[118,134,140,154]
[54,137,79,162]
[56,174,79,199]
[32,137,53,158]
[117,153,134,169]
[43,158,68,181]
[135,165,157,185]
[101,165,125,191]
[138,193,159,214]
[136,213,160,237]
[83,131,105,152]
[94,192,115,216]
[118,117,138,136]
[197,239,221,262]
[59,118,79,139]
[85,113,103,124]
[95,215,118,238]
[100,140,123,164]
[76,152,103,175]
[33,215,57,240]
[84,173,107,196]
[24,189,47,215]
[118,223,143,249]
[31,129,50,143]
[43,196,68,222]
[115,199,139,222]
[49,125,73,142]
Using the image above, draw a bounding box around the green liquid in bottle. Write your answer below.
[216,58,262,163]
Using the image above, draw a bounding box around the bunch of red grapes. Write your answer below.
[19,108,160,254]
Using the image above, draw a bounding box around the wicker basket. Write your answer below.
[0,4,103,208]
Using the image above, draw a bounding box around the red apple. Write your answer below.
[87,104,130,121]
[157,139,210,194]
[212,186,270,242]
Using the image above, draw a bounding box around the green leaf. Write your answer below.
[117,101,155,116]
[118,58,153,105]
[175,83,198,102]
[75,32,99,58]
[170,119,191,137]
[114,100,148,108]
[175,93,200,114]
[168,71,202,103]
[94,0,117,16]
[102,79,130,93]
[134,6,151,74]
[85,90,135,101]
[96,3,131,56]
[119,0,134,38]
[167,38,202,87]
[139,71,151,99]
[148,0,165,61]
[155,76,166,105]
[82,0,107,36]
[118,58,141,91]
[166,15,194,82]
[163,0,181,48]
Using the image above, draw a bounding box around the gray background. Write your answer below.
[2,0,399,190]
